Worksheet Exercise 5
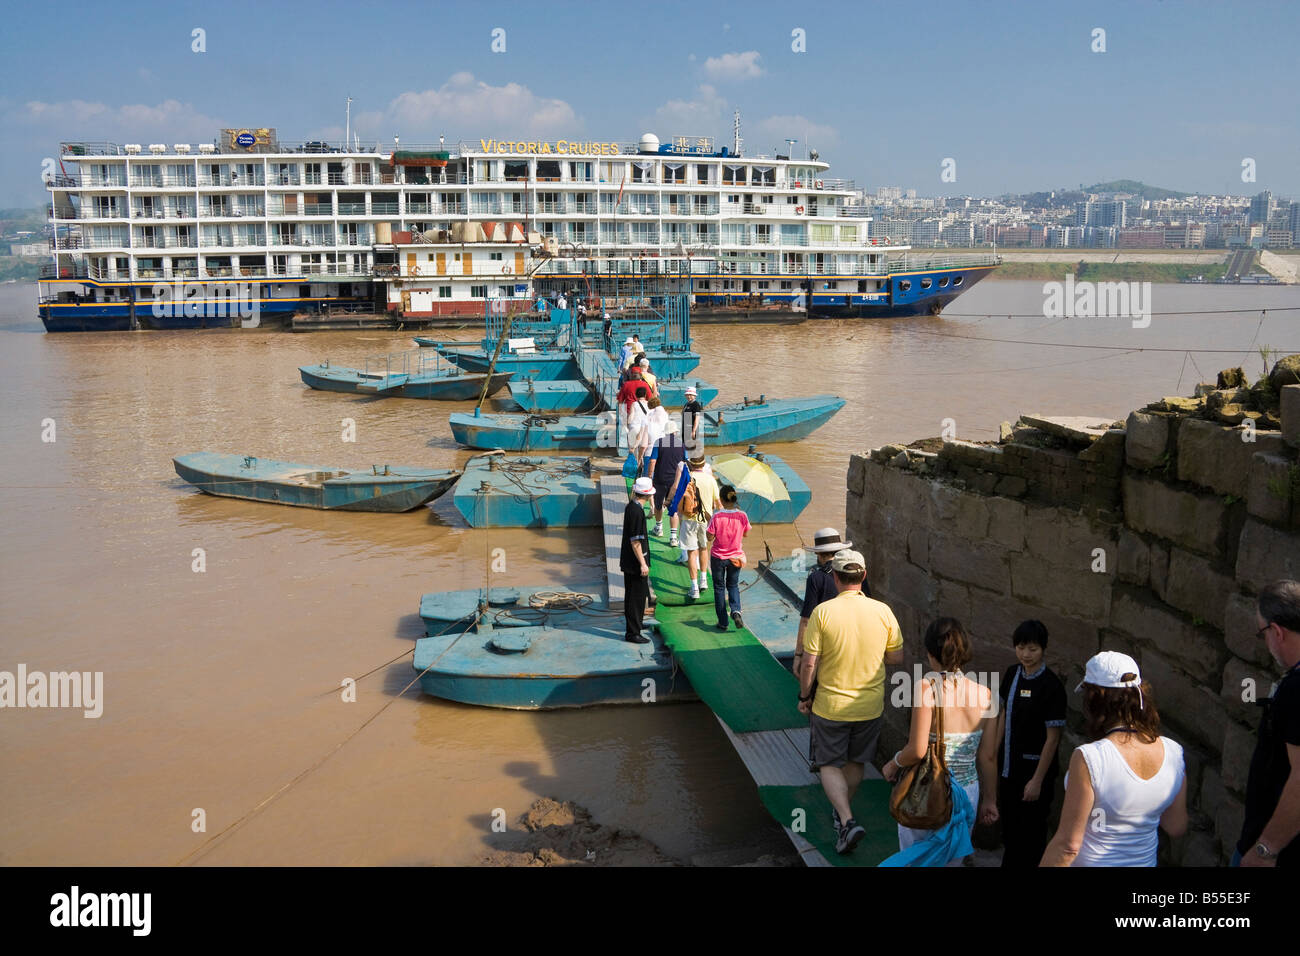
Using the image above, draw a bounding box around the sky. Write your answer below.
[1,0,1297,208]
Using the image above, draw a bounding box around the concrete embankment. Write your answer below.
[846,359,1300,865]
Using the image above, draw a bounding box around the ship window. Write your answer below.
[536,160,560,181]
[439,286,451,298]
[953,276,964,286]
[921,277,932,289]
[899,280,911,292]
[940,276,950,287]
[780,280,792,289]
[471,285,488,298]
[504,162,529,181]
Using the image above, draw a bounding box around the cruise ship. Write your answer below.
[39,125,1000,331]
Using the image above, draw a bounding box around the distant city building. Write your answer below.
[911,218,942,245]
[1118,227,1165,248]
[1290,201,1300,243]
[1249,190,1275,225]
[1164,221,1206,249]
[1076,199,1127,229]
[943,219,975,246]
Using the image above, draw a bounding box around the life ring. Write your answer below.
[411,265,422,276]
[795,205,804,215]
[793,180,802,187]
[501,264,512,274]
[870,238,878,245]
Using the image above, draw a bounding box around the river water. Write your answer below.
[2,279,1297,865]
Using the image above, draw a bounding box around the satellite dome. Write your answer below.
[639,133,660,153]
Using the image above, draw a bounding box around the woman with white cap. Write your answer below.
[1040,651,1188,866]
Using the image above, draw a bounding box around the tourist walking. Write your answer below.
[705,485,750,631]
[648,421,685,546]
[882,618,998,866]
[798,549,904,854]
[626,395,651,477]
[638,357,658,397]
[619,476,656,645]
[1039,651,1187,866]
[793,528,868,682]
[680,385,704,454]
[983,620,1067,867]
[670,454,719,599]
[640,396,670,475]
[1235,579,1300,867]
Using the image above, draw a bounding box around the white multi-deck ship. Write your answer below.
[40,125,999,331]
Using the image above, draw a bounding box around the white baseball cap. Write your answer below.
[1076,651,1145,708]
[684,386,698,396]
[831,549,866,573]
[624,336,635,344]
[632,476,654,496]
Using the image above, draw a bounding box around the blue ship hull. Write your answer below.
[508,377,719,414]
[451,452,808,528]
[39,291,334,332]
[449,395,842,452]
[299,364,511,400]
[413,559,805,709]
[694,264,997,317]
[174,452,459,511]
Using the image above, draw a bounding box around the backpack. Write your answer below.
[680,478,700,518]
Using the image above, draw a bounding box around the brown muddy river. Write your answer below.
[2,280,1297,864]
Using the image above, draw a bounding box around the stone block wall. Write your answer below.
[846,381,1300,865]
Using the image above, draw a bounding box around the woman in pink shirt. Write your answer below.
[705,485,751,630]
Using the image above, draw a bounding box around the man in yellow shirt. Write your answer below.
[798,549,904,854]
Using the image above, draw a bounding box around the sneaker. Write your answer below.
[717,622,729,631]
[625,632,650,644]
[832,808,842,832]
[669,533,678,547]
[835,819,865,855]
[731,610,744,630]
[699,576,708,591]
[676,551,688,565]
[689,584,700,600]
[652,522,663,537]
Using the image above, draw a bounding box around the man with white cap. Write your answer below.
[681,385,704,451]
[1237,579,1300,867]
[617,336,636,379]
[638,357,658,397]
[798,548,904,853]
[619,476,656,644]
[793,528,871,682]
[1040,651,1187,866]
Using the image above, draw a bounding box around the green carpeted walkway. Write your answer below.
[638,489,803,733]
[758,781,899,866]
[626,479,897,865]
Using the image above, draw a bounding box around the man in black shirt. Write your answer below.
[620,477,656,644]
[1237,579,1300,867]
[681,386,704,456]
[793,528,868,679]
[989,620,1067,867]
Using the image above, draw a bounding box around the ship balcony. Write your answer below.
[299,263,373,277]
[78,178,129,189]
[303,203,334,216]
[370,202,399,215]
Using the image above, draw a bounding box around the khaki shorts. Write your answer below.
[678,516,706,550]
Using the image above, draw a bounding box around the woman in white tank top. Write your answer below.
[1041,652,1188,866]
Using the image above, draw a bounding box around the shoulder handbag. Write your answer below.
[889,678,954,829]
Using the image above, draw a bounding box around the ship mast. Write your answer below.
[732,109,743,157]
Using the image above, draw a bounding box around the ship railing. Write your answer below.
[61,142,126,157]
[46,175,80,188]
[78,177,129,188]
[337,202,366,215]
[370,202,399,215]
[303,203,333,216]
